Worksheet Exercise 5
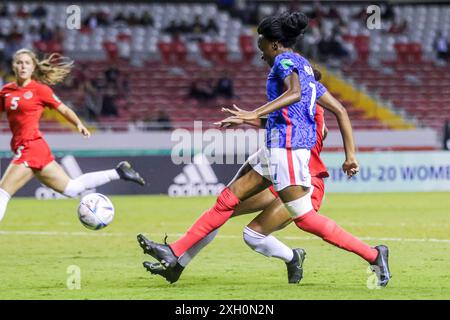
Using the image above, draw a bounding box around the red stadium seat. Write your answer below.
[33,40,48,53]
[103,41,118,61]
[158,40,187,64]
[394,43,408,64]
[239,34,256,62]
[199,42,228,64]
[342,34,356,44]
[353,35,370,63]
[407,43,422,63]
[158,42,172,64]
[173,40,187,63]
[79,26,92,34]
[394,43,421,64]
[33,40,63,55]
[117,33,132,42]
[199,42,213,59]
[47,41,63,54]
[213,43,228,64]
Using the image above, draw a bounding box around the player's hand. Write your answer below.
[342,157,359,178]
[221,104,259,121]
[77,123,91,138]
[214,116,244,128]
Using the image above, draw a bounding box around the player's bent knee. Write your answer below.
[63,179,85,198]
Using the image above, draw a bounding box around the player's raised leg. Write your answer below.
[0,163,34,222]
[34,160,145,197]
[143,229,219,284]
[174,188,278,267]
[142,187,278,283]
[138,167,271,268]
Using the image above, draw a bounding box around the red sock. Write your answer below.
[170,187,240,257]
[294,210,378,263]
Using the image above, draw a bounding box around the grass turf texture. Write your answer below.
[0,192,449,300]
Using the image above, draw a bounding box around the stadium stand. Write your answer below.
[0,2,449,134]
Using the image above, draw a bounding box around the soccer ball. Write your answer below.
[78,193,115,230]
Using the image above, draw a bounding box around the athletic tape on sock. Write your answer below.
[284,189,314,219]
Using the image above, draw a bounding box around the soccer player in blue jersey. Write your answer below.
[137,12,390,286]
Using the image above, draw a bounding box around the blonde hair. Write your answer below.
[13,48,74,85]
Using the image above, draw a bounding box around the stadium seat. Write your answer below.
[407,43,422,63]
[199,41,227,64]
[10,2,447,133]
[239,34,256,62]
[103,41,119,60]
[394,43,422,64]
[353,35,370,63]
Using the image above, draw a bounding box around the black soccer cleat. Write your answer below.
[143,261,184,284]
[137,234,178,268]
[286,248,306,284]
[370,245,392,287]
[116,161,145,186]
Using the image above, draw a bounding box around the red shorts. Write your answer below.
[11,138,55,170]
[268,176,325,212]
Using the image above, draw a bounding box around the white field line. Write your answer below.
[0,230,449,243]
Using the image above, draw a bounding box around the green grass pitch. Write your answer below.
[0,192,449,300]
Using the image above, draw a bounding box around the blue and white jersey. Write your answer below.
[265,52,322,150]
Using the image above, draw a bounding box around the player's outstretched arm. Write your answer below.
[318,91,358,177]
[216,105,267,128]
[222,72,301,121]
[56,104,91,138]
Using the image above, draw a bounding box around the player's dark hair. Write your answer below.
[257,11,309,48]
[313,68,322,81]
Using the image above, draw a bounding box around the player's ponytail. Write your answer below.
[313,68,322,81]
[258,11,309,48]
[279,12,309,41]
[13,49,73,85]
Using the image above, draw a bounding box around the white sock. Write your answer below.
[0,188,11,223]
[63,169,120,197]
[243,226,294,262]
[178,229,219,267]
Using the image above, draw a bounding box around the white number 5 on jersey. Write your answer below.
[10,97,20,110]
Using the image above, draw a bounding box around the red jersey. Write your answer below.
[0,80,62,150]
[309,105,329,178]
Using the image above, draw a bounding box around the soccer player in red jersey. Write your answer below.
[0,49,145,223]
